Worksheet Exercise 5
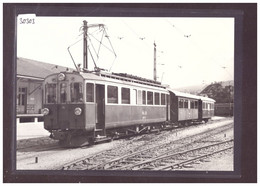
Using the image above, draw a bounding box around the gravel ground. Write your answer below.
[16,117,234,170]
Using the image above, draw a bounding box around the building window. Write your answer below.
[18,88,27,106]
[161,93,166,105]
[121,87,130,104]
[107,85,118,104]
[46,84,56,103]
[147,91,153,105]
[86,83,94,102]
[142,90,146,105]
[155,92,160,105]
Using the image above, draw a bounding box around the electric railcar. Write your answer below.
[42,70,215,147]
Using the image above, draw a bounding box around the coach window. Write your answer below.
[155,92,160,105]
[107,85,118,104]
[46,84,57,103]
[147,91,153,105]
[71,82,83,103]
[161,93,166,105]
[195,101,198,109]
[179,99,183,108]
[142,90,146,105]
[86,83,94,102]
[122,87,130,104]
[191,100,194,109]
[184,99,188,108]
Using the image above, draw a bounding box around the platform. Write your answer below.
[17,122,49,140]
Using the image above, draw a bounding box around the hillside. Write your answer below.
[200,81,234,103]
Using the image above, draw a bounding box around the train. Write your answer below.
[42,70,215,147]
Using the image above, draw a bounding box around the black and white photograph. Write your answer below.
[3,3,257,183]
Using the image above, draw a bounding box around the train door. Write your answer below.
[57,82,69,129]
[95,84,105,136]
[198,100,203,121]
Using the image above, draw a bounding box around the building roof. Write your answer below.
[17,57,74,80]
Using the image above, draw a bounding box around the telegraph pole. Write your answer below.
[153,41,157,81]
[83,20,88,69]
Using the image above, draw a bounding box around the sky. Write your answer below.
[17,16,234,88]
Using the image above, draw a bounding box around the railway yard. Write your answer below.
[16,117,233,171]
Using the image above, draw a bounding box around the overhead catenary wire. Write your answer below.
[164,19,234,81]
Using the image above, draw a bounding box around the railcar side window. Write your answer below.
[179,99,183,108]
[161,93,166,105]
[60,83,68,103]
[86,83,94,102]
[107,85,118,104]
[142,90,146,105]
[137,90,142,105]
[46,84,57,103]
[184,99,188,108]
[71,83,83,103]
[147,91,153,105]
[133,89,137,105]
[121,87,130,104]
[155,93,160,105]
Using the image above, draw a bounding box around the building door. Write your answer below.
[95,84,105,133]
[17,87,27,114]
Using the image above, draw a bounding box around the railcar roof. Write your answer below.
[79,71,167,89]
[168,89,201,100]
[168,89,215,102]
[198,96,215,102]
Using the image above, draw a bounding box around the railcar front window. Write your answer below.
[46,84,57,103]
[107,85,118,104]
[71,82,83,103]
[86,83,94,102]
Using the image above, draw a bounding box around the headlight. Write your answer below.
[42,108,49,115]
[58,73,66,81]
[74,107,82,115]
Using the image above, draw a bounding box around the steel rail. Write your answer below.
[90,124,233,170]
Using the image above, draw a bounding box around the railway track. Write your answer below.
[58,121,233,170]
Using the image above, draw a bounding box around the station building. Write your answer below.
[16,57,70,123]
